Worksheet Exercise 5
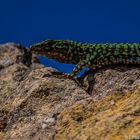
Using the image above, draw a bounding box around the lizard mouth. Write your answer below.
[44,51,65,60]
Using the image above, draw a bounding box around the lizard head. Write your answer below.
[30,39,79,63]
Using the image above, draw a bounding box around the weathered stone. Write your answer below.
[0,43,140,140]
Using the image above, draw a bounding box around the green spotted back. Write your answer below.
[81,43,140,68]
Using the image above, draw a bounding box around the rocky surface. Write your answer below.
[0,43,140,140]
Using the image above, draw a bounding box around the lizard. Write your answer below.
[30,39,140,78]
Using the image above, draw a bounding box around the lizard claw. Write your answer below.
[52,72,73,79]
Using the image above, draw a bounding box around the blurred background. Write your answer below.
[0,0,140,75]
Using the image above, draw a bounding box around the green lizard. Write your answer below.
[30,40,140,78]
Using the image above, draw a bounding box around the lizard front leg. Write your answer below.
[68,60,89,78]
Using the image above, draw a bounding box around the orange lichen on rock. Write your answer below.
[55,86,140,140]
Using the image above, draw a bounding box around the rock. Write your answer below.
[0,43,89,140]
[55,86,140,140]
[0,43,140,140]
